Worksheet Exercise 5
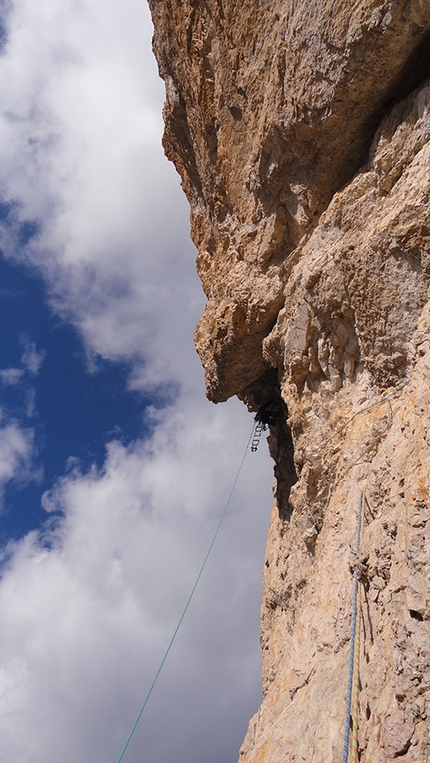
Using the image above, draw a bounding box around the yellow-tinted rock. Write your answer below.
[149,1,430,760]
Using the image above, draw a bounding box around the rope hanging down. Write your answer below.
[341,490,364,763]
[114,422,257,763]
[350,579,362,763]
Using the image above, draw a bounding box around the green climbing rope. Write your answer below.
[114,422,257,763]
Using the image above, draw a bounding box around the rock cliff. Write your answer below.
[149,1,430,760]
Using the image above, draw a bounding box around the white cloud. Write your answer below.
[0,420,36,506]
[0,0,276,761]
[0,397,273,763]
[0,0,199,391]
[24,387,36,418]
[20,339,45,375]
[0,368,24,385]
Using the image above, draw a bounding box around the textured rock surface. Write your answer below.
[149,1,430,760]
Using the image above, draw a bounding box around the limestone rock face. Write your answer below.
[149,1,430,761]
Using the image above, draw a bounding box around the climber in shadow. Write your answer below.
[254,399,283,428]
[255,397,297,521]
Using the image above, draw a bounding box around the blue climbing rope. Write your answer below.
[341,490,364,763]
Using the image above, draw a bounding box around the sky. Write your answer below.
[0,2,274,762]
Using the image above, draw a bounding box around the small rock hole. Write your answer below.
[409,609,423,622]
[228,105,242,121]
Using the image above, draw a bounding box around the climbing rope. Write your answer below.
[114,382,400,761]
[341,490,364,763]
[350,579,362,763]
[339,387,398,760]
[114,422,257,763]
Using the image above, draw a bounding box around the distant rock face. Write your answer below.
[149,1,430,761]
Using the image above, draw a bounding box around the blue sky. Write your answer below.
[0,254,156,541]
[0,2,274,762]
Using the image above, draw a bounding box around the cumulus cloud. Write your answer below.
[0,0,276,761]
[0,397,272,763]
[0,0,200,391]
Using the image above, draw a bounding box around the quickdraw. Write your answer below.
[250,420,266,452]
